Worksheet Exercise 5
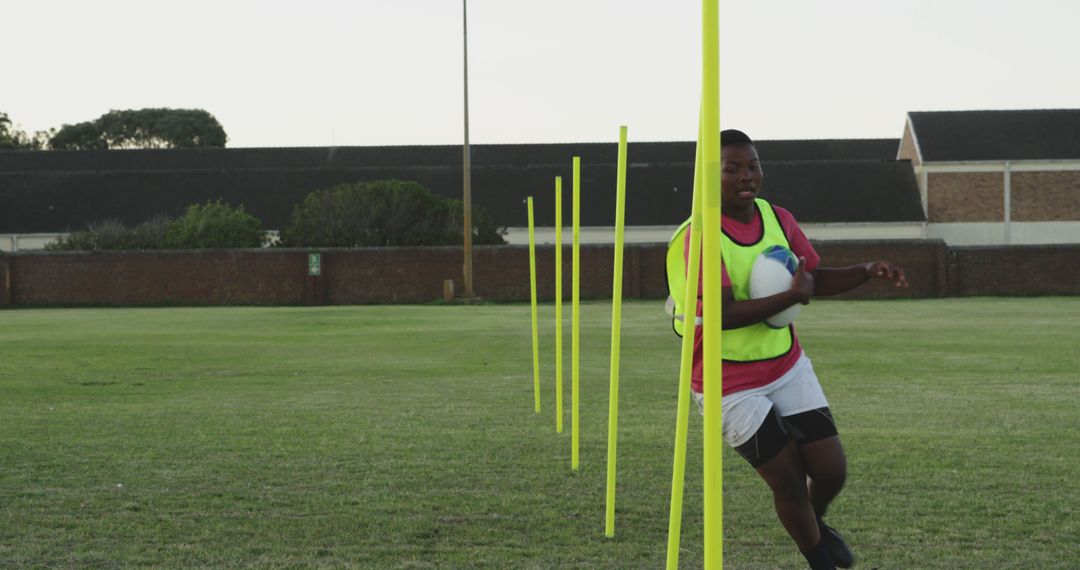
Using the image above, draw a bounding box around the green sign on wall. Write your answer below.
[308,253,322,276]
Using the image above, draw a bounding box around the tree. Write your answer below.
[47,120,107,150]
[49,108,227,150]
[282,179,506,247]
[0,112,49,150]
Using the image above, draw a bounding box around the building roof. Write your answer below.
[755,139,899,161]
[0,138,900,172]
[762,160,924,224]
[909,109,1080,162]
[0,141,925,234]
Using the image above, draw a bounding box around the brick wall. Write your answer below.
[812,240,949,299]
[927,172,1003,222]
[1011,171,1080,221]
[3,241,1077,308]
[319,244,667,304]
[950,245,1080,296]
[5,250,309,306]
[0,255,10,306]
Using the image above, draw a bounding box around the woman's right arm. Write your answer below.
[721,257,814,330]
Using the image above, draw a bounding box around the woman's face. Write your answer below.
[721,143,763,214]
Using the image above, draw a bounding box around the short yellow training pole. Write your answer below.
[572,157,582,470]
[604,126,629,537]
[528,197,541,414]
[701,0,723,566]
[665,116,705,570]
[555,176,564,434]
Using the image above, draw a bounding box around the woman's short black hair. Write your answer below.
[721,129,754,147]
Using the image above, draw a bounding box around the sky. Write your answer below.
[6,0,1080,148]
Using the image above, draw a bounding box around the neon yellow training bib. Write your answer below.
[665,198,794,362]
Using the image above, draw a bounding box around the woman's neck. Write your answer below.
[725,202,756,224]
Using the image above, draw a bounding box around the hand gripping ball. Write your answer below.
[748,245,801,328]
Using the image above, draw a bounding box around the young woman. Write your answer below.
[688,129,909,569]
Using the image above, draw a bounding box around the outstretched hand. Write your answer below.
[865,261,909,288]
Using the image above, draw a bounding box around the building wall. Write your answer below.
[927,172,1004,222]
[4,240,1076,308]
[927,221,1080,245]
[1006,221,1080,243]
[0,234,60,252]
[922,164,1080,244]
[502,222,927,246]
[927,223,1009,245]
[1011,171,1080,221]
[898,121,922,167]
[1,222,930,253]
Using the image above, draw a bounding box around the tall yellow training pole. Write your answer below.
[572,157,582,470]
[604,126,629,537]
[555,176,564,434]
[701,0,723,566]
[665,116,705,570]
[528,197,541,414]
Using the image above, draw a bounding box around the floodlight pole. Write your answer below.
[462,0,475,298]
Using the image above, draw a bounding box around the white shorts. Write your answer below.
[691,353,828,448]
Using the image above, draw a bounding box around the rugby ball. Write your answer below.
[748,245,801,328]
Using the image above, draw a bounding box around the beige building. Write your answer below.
[900,109,1080,245]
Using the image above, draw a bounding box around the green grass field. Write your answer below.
[2,298,1078,568]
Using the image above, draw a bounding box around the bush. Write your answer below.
[46,218,161,251]
[45,204,265,251]
[281,180,506,247]
[129,215,174,249]
[163,200,265,249]
[45,226,100,251]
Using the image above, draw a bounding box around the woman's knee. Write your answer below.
[756,442,810,502]
[801,436,847,487]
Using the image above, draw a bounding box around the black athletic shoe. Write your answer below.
[819,521,855,568]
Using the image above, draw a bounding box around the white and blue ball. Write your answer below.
[748,245,801,328]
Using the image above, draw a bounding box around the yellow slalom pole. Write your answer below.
[555,176,564,434]
[528,197,541,414]
[701,0,723,566]
[665,114,705,570]
[572,157,582,470]
[605,126,629,537]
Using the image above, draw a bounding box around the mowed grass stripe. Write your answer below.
[1,298,1078,568]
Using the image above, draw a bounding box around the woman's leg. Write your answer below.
[755,439,822,551]
[725,395,836,568]
[799,435,847,518]
[788,421,853,568]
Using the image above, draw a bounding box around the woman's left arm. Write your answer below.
[814,262,909,297]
